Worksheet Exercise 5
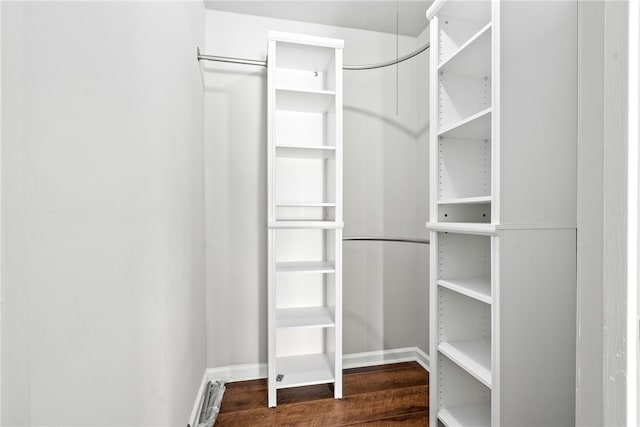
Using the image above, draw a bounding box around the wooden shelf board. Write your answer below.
[426,222,496,235]
[276,306,335,329]
[275,353,335,389]
[437,196,492,205]
[438,107,492,140]
[438,340,492,388]
[275,145,336,159]
[276,201,336,207]
[438,278,491,305]
[276,261,335,274]
[438,403,491,427]
[439,23,492,76]
[276,88,335,113]
[269,220,344,229]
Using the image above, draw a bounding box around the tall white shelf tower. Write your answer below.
[426,1,577,426]
[266,31,344,408]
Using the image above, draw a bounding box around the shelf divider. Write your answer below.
[438,196,492,205]
[426,222,496,235]
[438,403,491,427]
[438,107,492,139]
[276,306,335,329]
[438,277,491,304]
[275,353,335,389]
[276,88,335,113]
[438,22,492,74]
[438,340,492,388]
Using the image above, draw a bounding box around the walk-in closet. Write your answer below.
[1,1,639,426]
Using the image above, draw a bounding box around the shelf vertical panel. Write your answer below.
[499,228,576,426]
[428,15,441,427]
[498,0,577,227]
[266,38,277,409]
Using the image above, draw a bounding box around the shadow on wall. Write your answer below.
[345,105,419,139]
[202,63,269,367]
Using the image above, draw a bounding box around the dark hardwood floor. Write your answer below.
[215,361,429,426]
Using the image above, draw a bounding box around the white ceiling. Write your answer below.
[204,1,432,37]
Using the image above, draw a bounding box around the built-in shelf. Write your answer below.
[276,261,335,274]
[439,340,492,388]
[275,145,336,159]
[438,278,491,304]
[427,222,496,235]
[276,306,335,329]
[439,23,492,75]
[438,404,491,427]
[438,196,492,205]
[271,31,341,72]
[275,353,335,389]
[268,31,343,408]
[276,88,335,113]
[276,201,336,207]
[438,107,491,139]
[269,220,344,229]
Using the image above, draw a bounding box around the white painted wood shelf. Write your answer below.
[437,196,492,205]
[276,307,335,329]
[438,107,492,140]
[275,145,336,159]
[276,201,336,207]
[438,404,491,427]
[275,261,335,274]
[275,354,335,389]
[268,31,344,408]
[438,340,492,388]
[275,88,335,113]
[438,23,492,76]
[426,222,496,235]
[438,278,491,304]
[269,220,344,229]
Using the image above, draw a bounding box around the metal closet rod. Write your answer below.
[343,236,430,245]
[196,42,430,71]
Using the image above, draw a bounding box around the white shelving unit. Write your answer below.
[267,31,344,408]
[426,1,577,426]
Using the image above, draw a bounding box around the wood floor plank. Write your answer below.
[344,366,428,396]
[343,411,429,426]
[216,385,428,426]
[215,362,429,426]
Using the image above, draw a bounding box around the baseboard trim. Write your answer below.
[343,347,429,370]
[189,347,429,424]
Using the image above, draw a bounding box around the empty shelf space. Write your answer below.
[272,33,341,72]
[439,341,492,388]
[438,196,492,205]
[276,306,335,329]
[427,222,496,235]
[269,220,344,229]
[276,88,335,113]
[438,278,491,304]
[275,353,335,389]
[276,261,335,274]
[275,145,336,159]
[439,23,492,75]
[438,403,491,427]
[438,108,491,140]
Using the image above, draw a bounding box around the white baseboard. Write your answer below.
[188,347,429,425]
[342,347,430,371]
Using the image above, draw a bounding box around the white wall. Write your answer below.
[1,2,206,425]
[203,9,429,368]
